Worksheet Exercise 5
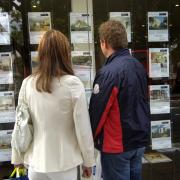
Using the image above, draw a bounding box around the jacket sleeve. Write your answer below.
[89,71,116,138]
[71,77,95,167]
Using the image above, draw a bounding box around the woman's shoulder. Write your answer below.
[21,75,34,86]
[61,75,85,97]
[61,75,83,87]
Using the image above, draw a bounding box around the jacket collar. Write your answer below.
[105,48,130,65]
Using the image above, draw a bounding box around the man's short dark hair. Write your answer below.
[99,20,128,50]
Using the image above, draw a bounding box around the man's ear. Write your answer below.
[104,41,109,49]
[100,39,108,48]
[100,39,105,45]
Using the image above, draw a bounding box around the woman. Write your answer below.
[11,30,95,180]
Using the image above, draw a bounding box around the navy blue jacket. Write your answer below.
[89,48,150,153]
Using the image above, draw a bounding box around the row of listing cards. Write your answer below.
[0,11,169,45]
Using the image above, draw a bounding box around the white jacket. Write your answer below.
[11,75,95,173]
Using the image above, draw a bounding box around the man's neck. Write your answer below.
[106,49,116,58]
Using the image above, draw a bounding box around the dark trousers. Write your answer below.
[101,147,145,180]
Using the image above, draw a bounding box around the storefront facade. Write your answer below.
[0,0,180,179]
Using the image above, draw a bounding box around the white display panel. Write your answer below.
[0,12,10,45]
[0,149,11,162]
[28,12,51,44]
[71,51,93,67]
[70,13,92,43]
[148,12,168,42]
[0,91,15,123]
[151,120,172,150]
[149,48,169,78]
[74,66,93,90]
[150,85,170,114]
[0,130,12,162]
[0,52,13,84]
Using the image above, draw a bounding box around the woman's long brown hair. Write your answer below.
[34,30,74,93]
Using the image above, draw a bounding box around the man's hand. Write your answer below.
[82,165,92,178]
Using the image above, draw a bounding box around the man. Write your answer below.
[89,20,150,180]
